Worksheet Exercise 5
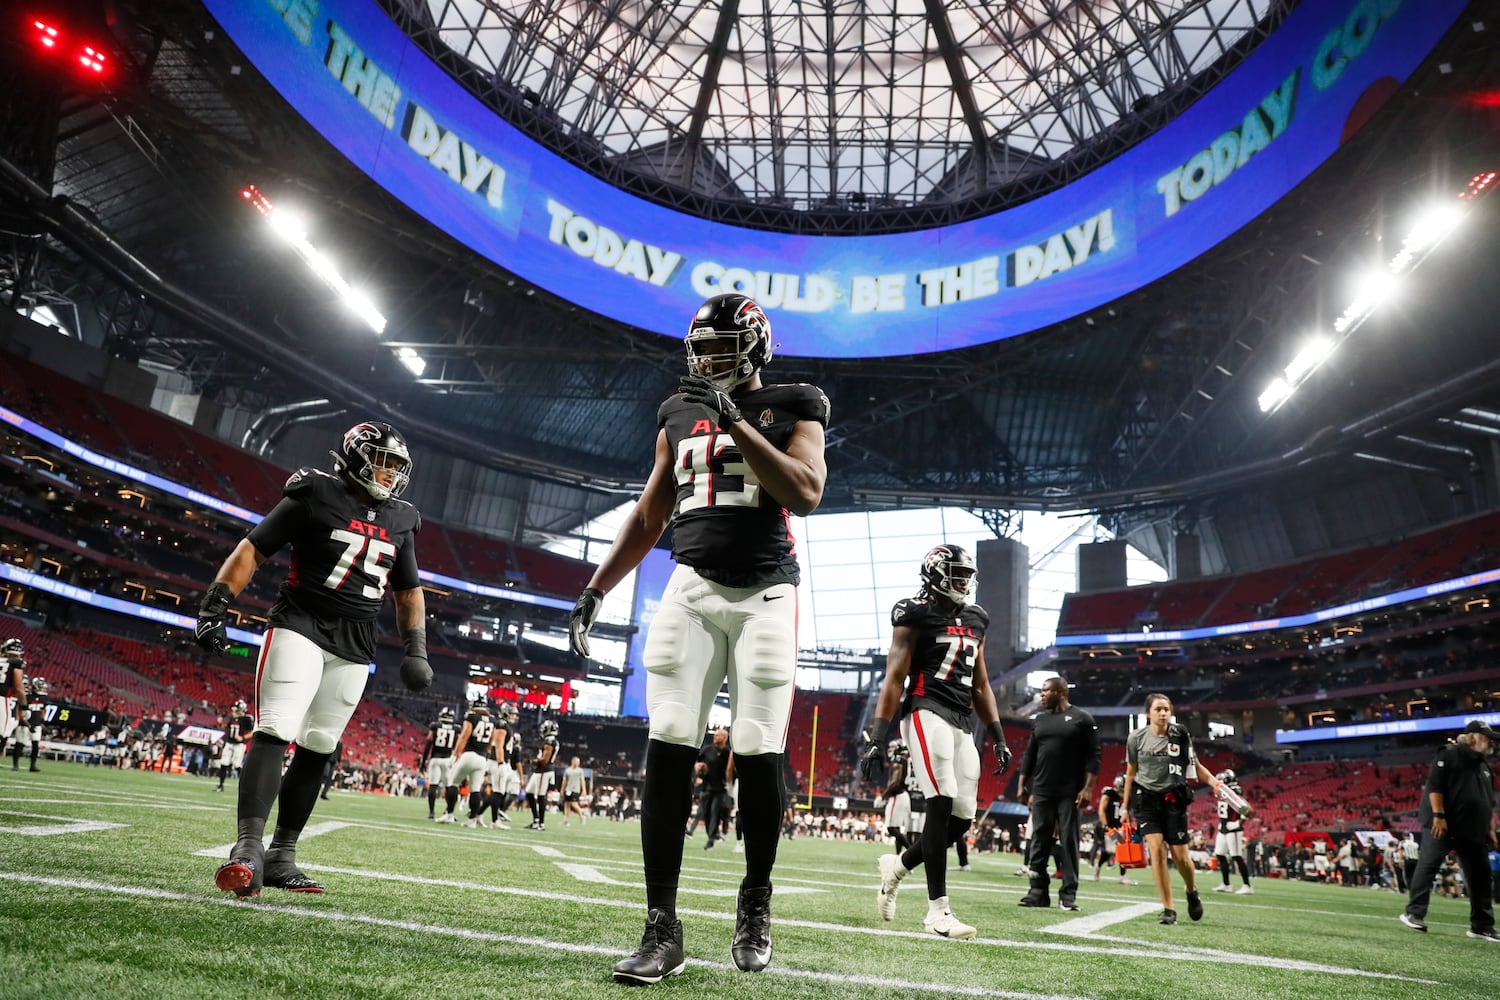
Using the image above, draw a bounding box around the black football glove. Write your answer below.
[859,717,892,782]
[569,588,604,657]
[400,629,432,692]
[678,374,743,425]
[987,721,1012,775]
[195,582,232,655]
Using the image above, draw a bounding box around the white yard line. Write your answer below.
[0,871,1089,1000]
[0,811,125,836]
[0,796,223,811]
[192,821,350,858]
[1042,903,1163,937]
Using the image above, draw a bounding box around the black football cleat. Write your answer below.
[732,883,773,972]
[263,854,325,893]
[214,841,264,899]
[1159,908,1178,925]
[1186,890,1203,922]
[612,908,685,986]
[1017,891,1051,908]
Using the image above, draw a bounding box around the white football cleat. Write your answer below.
[1235,885,1254,895]
[462,817,479,828]
[1212,884,1233,893]
[435,813,457,824]
[877,853,905,922]
[924,909,977,940]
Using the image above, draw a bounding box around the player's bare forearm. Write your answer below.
[586,433,675,594]
[394,587,426,636]
[872,631,914,724]
[971,651,999,727]
[213,539,266,596]
[729,420,826,516]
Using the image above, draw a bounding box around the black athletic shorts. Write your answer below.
[1133,785,1191,846]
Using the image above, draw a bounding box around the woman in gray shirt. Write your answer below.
[1121,693,1224,926]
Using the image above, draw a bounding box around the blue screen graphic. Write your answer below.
[621,547,675,719]
[204,0,1463,357]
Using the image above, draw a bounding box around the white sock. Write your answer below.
[928,895,950,917]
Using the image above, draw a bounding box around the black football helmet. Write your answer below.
[438,707,455,723]
[497,703,519,725]
[920,544,977,605]
[888,739,911,764]
[1,637,22,660]
[685,293,774,390]
[28,676,47,698]
[1113,774,1125,791]
[539,719,559,740]
[469,691,488,710]
[1216,769,1236,785]
[332,421,411,502]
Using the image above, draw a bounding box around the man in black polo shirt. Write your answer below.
[1399,719,1498,941]
[1016,675,1101,911]
[698,728,732,849]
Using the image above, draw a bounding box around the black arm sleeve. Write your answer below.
[245,498,306,557]
[1083,715,1102,776]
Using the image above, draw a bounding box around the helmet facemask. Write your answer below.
[921,545,977,605]
[335,423,412,502]
[684,294,773,391]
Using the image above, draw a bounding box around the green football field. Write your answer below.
[0,764,1490,999]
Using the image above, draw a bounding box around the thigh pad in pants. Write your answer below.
[902,710,979,819]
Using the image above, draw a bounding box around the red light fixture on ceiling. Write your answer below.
[31,18,108,75]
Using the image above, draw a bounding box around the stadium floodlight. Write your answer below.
[1257,378,1294,413]
[1397,204,1465,261]
[1283,336,1334,385]
[240,185,387,334]
[395,346,426,376]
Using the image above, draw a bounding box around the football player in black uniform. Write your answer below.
[0,638,25,766]
[420,706,459,820]
[196,421,430,897]
[1211,769,1254,894]
[215,699,253,792]
[1094,775,1137,885]
[442,693,500,826]
[488,702,521,827]
[525,718,560,830]
[569,292,828,985]
[881,739,914,859]
[859,544,1011,940]
[10,672,46,772]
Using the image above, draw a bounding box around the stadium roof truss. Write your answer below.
[1,0,1499,563]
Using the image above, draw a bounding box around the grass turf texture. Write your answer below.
[0,764,1490,999]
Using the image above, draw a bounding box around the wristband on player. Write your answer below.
[403,628,428,660]
[1432,813,1445,818]
[864,716,890,745]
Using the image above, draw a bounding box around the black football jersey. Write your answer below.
[1217,784,1245,833]
[463,711,496,760]
[1099,785,1124,828]
[504,730,523,768]
[246,468,421,663]
[535,735,560,765]
[428,719,458,759]
[659,382,830,588]
[892,596,989,730]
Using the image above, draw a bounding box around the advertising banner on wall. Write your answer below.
[205,0,1464,357]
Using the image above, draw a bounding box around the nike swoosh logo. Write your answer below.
[762,594,785,601]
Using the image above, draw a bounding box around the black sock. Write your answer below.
[271,745,332,842]
[901,838,924,871]
[954,821,970,866]
[217,765,228,790]
[640,739,697,918]
[921,796,955,900]
[468,792,484,818]
[1218,856,1231,885]
[891,829,910,854]
[733,751,785,890]
[427,788,438,814]
[444,787,459,813]
[488,792,501,821]
[235,734,290,847]
[29,743,39,767]
[1235,856,1251,885]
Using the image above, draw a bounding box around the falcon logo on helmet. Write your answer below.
[331,421,412,502]
[920,544,977,605]
[685,293,774,391]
